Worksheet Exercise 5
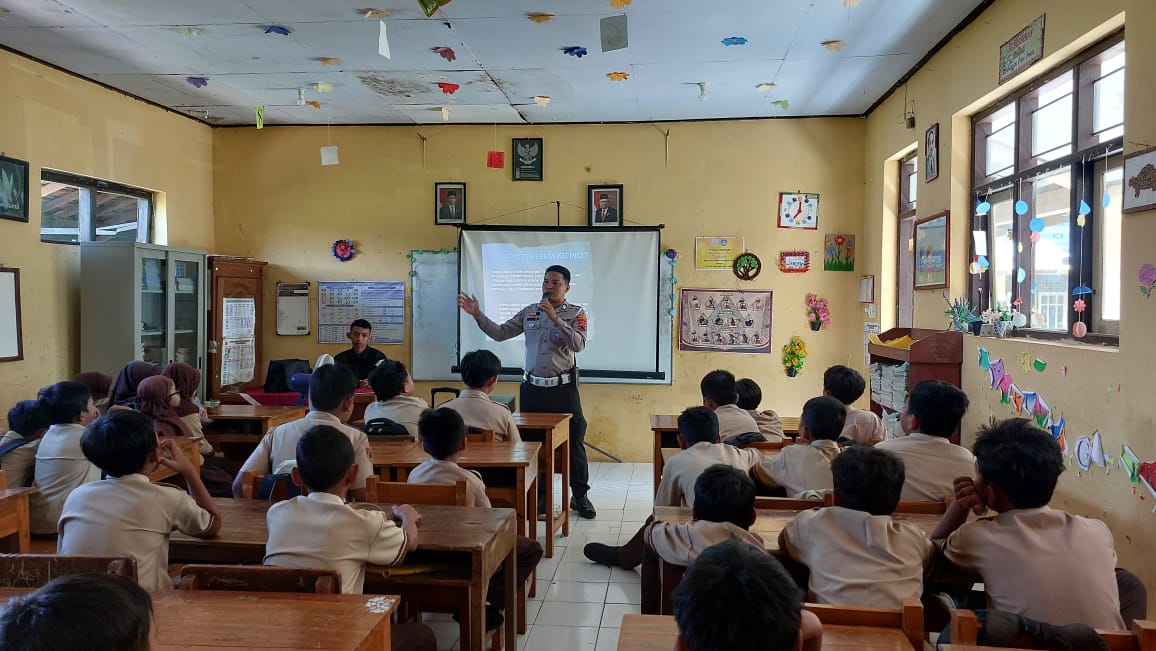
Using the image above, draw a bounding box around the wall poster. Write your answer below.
[679,288,772,354]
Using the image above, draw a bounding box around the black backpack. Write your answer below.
[264,359,311,393]
[362,418,411,438]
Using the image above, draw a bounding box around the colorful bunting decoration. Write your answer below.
[534,96,551,107]
[419,0,453,18]
[436,82,459,95]
[756,82,777,91]
[364,9,389,18]
[180,27,202,38]
[820,40,845,51]
[771,100,790,110]
[313,83,334,93]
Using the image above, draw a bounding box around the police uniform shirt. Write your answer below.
[473,302,587,377]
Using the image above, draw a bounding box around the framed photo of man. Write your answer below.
[588,184,623,227]
[434,182,466,225]
[924,123,940,183]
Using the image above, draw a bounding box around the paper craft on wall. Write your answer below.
[989,359,1005,389]
[998,373,1013,393]
[1050,415,1068,455]
[823,234,855,271]
[1023,391,1038,415]
[1075,436,1092,471]
[978,347,990,370]
[1009,384,1024,413]
[1033,394,1050,428]
[779,251,810,273]
[1121,445,1141,483]
[1090,431,1106,468]
[679,288,772,354]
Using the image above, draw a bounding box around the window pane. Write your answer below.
[907,170,917,206]
[986,125,1015,178]
[989,191,1015,307]
[1028,168,1072,330]
[94,191,140,242]
[1099,166,1122,322]
[40,180,81,244]
[1093,69,1124,134]
[1031,94,1072,159]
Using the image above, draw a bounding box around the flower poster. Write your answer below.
[679,288,773,354]
[824,234,855,271]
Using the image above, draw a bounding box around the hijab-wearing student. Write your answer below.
[110,361,159,409]
[136,375,193,439]
[163,362,214,455]
[72,371,113,414]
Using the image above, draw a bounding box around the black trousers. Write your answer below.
[519,380,590,496]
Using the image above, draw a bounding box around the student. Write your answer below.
[0,573,154,651]
[58,410,221,591]
[438,349,521,442]
[656,405,761,507]
[1,400,50,487]
[163,361,213,455]
[752,396,845,497]
[876,380,973,501]
[823,365,884,445]
[932,418,1125,630]
[365,360,429,440]
[779,446,931,608]
[233,365,373,501]
[110,360,158,408]
[136,375,194,438]
[29,381,101,535]
[673,539,823,651]
[334,318,388,388]
[408,408,543,630]
[701,370,760,439]
[72,371,113,414]
[737,378,784,442]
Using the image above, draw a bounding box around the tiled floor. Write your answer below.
[427,462,654,651]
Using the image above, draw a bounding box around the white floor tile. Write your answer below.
[542,580,610,603]
[604,581,642,604]
[534,602,605,627]
[594,627,621,651]
[554,562,613,583]
[609,566,641,583]
[523,625,599,651]
[600,603,642,628]
[427,620,460,651]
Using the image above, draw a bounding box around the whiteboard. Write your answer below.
[410,250,673,384]
[0,268,22,362]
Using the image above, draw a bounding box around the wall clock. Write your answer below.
[777,192,819,230]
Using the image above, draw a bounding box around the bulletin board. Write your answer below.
[317,281,405,345]
[0,268,23,362]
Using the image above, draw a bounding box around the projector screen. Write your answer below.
[458,227,662,378]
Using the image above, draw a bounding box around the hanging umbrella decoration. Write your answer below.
[1070,196,1094,337]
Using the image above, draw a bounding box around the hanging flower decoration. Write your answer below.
[782,336,808,377]
[1140,264,1156,298]
[1073,298,1087,313]
[805,293,831,330]
[332,239,355,262]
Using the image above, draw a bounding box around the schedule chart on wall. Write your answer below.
[317,281,405,344]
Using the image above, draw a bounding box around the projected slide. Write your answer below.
[481,241,593,325]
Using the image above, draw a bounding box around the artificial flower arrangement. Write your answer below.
[782,336,807,377]
[805,293,830,331]
[332,239,355,262]
[944,294,982,333]
[981,302,1018,338]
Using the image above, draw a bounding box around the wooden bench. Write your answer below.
[950,609,1156,650]
[366,478,472,507]
[0,554,137,587]
[179,564,340,594]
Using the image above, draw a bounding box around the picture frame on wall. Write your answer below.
[1123,145,1156,214]
[512,138,543,181]
[588,184,623,227]
[0,155,30,223]
[924,123,940,183]
[0,267,23,362]
[914,210,950,290]
[434,182,466,225]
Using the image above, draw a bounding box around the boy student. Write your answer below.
[439,349,520,442]
[335,318,388,387]
[752,396,845,498]
[409,408,543,629]
[1,400,50,487]
[876,379,973,501]
[779,446,932,608]
[823,365,884,445]
[932,418,1125,630]
[737,378,785,442]
[0,573,154,651]
[365,360,430,440]
[30,381,101,535]
[233,364,373,501]
[57,410,221,591]
[701,370,760,439]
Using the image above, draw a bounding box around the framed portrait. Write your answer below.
[924,123,940,183]
[0,268,23,362]
[588,184,623,227]
[0,155,30,223]
[512,137,543,181]
[1123,145,1156,214]
[914,210,950,290]
[434,182,466,225]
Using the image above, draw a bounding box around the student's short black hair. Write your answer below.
[545,265,571,283]
[0,573,153,651]
[694,465,756,527]
[349,319,372,331]
[973,418,1064,509]
[81,411,158,478]
[459,350,502,388]
[310,364,358,412]
[296,425,355,492]
[677,406,720,446]
[369,360,408,402]
[700,370,738,406]
[823,365,867,405]
[735,378,762,410]
[906,380,969,438]
[6,401,49,438]
[673,539,802,651]
[419,407,466,460]
[36,381,92,425]
[831,446,904,515]
[800,396,846,441]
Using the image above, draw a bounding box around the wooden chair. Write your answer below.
[238,471,295,502]
[0,554,137,587]
[893,500,948,514]
[807,598,924,650]
[365,478,472,506]
[950,608,1156,651]
[754,494,833,510]
[179,565,340,594]
[0,469,7,489]
[749,439,786,452]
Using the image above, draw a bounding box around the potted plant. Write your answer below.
[805,293,830,331]
[782,336,807,377]
[944,294,982,334]
[981,303,1016,338]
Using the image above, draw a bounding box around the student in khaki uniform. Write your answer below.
[752,396,845,497]
[702,370,761,440]
[780,446,932,609]
[30,381,102,535]
[736,378,784,442]
[438,350,520,442]
[365,360,430,440]
[232,365,373,501]
[57,411,221,591]
[1,400,50,488]
[932,419,1126,630]
[823,365,884,445]
[0,574,154,650]
[408,408,542,632]
[876,380,973,501]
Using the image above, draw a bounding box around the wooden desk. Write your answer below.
[351,390,375,424]
[0,488,34,553]
[617,614,916,650]
[513,412,571,558]
[169,499,518,651]
[367,439,421,481]
[651,414,799,493]
[147,437,203,484]
[0,587,397,650]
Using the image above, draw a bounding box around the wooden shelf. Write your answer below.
[868,328,963,443]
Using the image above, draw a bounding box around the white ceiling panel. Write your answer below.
[0,0,101,28]
[513,99,638,124]
[449,15,630,70]
[394,103,525,124]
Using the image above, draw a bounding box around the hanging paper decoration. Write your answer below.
[721,36,748,46]
[313,83,334,93]
[319,57,343,67]
[607,71,630,81]
[364,8,389,18]
[771,99,790,110]
[978,347,990,371]
[978,256,990,270]
[305,100,321,109]
[756,82,777,91]
[1072,285,1093,296]
[534,96,551,107]
[820,40,845,51]
[842,0,861,6]
[265,25,291,36]
[440,107,451,122]
[1016,268,1026,283]
[436,82,459,95]
[1028,217,1044,232]
[1140,264,1156,298]
[332,239,355,262]
[1078,199,1091,215]
[186,76,208,88]
[432,46,456,62]
[418,0,453,18]
[180,26,202,38]
[255,106,265,129]
[1077,214,1087,227]
[1014,200,1029,215]
[989,359,1005,389]
[1103,192,1112,208]
[527,12,555,23]
[1073,298,1086,313]
[610,0,631,8]
[1033,358,1047,372]
[561,46,588,58]
[1051,416,1068,454]
[1072,321,1088,338]
[1029,232,1040,243]
[975,200,992,215]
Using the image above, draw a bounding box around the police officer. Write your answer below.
[456,265,596,519]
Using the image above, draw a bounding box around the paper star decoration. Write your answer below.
[185,76,208,88]
[313,83,334,93]
[265,25,291,36]
[364,9,389,18]
[437,82,459,95]
[756,82,777,91]
[607,72,630,81]
[432,47,456,62]
[319,57,342,67]
[771,99,790,110]
[1073,298,1087,313]
[721,36,748,46]
[534,96,551,107]
[526,12,555,23]
[305,101,321,109]
[820,40,845,51]
[610,0,631,8]
[180,27,201,38]
[562,46,588,58]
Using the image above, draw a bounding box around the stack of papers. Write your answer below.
[870,362,909,412]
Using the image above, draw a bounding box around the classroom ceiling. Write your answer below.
[0,0,985,126]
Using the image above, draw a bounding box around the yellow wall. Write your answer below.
[864,0,1156,606]
[0,48,215,420]
[212,119,866,462]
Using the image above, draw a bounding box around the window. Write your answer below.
[970,35,1123,341]
[40,170,153,244]
[897,152,917,328]
[899,152,918,219]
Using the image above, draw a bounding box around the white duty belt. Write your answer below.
[523,371,573,387]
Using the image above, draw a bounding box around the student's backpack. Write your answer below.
[362,418,410,438]
[264,359,311,393]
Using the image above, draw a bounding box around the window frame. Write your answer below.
[40,170,154,245]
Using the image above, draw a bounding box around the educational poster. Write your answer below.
[222,298,256,338]
[679,288,772,354]
[221,338,255,386]
[694,236,744,270]
[317,281,405,344]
